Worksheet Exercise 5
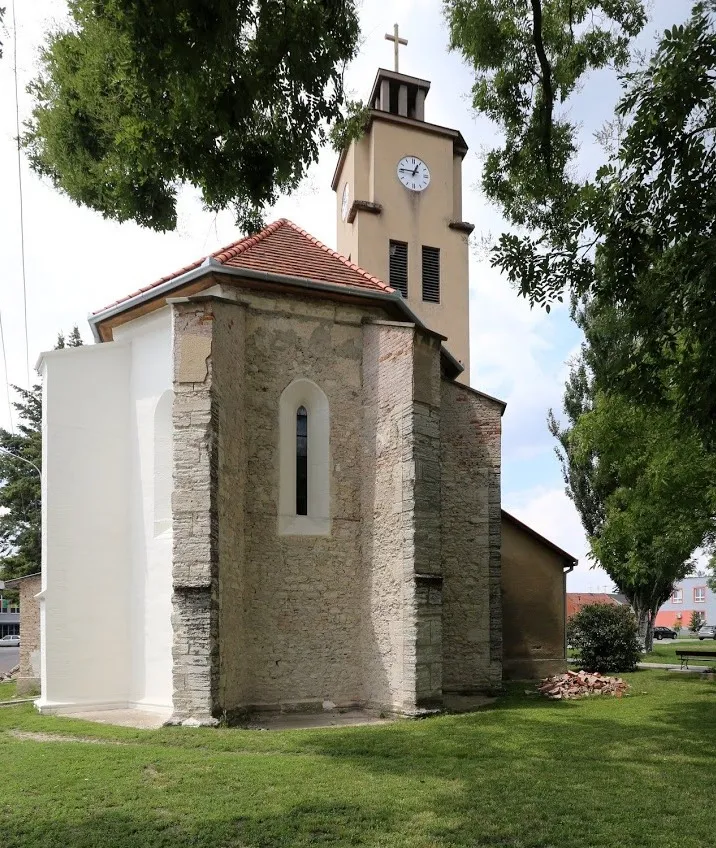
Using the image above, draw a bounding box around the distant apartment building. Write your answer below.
[655,576,715,628]
[0,581,20,637]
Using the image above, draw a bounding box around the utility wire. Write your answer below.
[11,0,30,387]
[0,312,13,434]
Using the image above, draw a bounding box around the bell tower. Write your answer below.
[332,28,474,382]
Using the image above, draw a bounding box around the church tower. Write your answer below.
[332,29,474,381]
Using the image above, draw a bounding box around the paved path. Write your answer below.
[639,662,713,673]
[0,648,19,675]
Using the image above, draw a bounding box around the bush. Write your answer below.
[567,603,641,673]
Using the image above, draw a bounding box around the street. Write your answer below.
[0,648,19,675]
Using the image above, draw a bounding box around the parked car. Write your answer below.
[0,634,19,647]
[697,624,716,640]
[654,626,678,640]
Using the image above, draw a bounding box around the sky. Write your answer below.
[0,0,695,590]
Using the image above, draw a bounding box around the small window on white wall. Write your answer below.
[278,379,330,536]
[154,390,174,536]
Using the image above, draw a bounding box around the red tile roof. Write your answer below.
[95,219,393,316]
[566,593,619,620]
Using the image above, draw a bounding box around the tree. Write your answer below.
[0,328,83,580]
[451,2,716,443]
[708,553,716,593]
[24,0,361,234]
[689,610,705,633]
[550,302,716,651]
[445,0,646,306]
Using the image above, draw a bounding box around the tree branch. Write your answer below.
[530,0,554,173]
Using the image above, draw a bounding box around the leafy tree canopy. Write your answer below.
[445,0,646,303]
[451,1,716,440]
[550,299,716,648]
[24,0,361,234]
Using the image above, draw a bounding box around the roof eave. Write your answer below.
[88,262,465,379]
[502,509,578,567]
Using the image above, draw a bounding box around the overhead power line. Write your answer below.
[11,0,30,387]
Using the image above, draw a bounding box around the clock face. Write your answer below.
[341,182,350,221]
[397,156,430,192]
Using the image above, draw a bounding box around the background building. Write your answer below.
[656,577,714,629]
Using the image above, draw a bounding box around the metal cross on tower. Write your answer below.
[384,23,407,72]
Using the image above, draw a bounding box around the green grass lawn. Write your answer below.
[2,671,715,847]
[0,680,18,700]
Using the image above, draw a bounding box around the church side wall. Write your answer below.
[361,323,416,713]
[114,310,174,711]
[501,519,567,680]
[440,383,503,693]
[39,345,132,711]
[240,293,373,710]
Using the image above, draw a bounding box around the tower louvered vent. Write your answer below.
[422,246,440,303]
[389,240,408,297]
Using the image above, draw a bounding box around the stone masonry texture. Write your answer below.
[16,574,41,695]
[170,301,220,724]
[168,282,502,719]
[440,383,503,693]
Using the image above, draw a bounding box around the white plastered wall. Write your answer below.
[113,309,173,711]
[38,343,132,711]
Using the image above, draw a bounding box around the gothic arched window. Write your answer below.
[296,406,308,516]
[278,380,330,536]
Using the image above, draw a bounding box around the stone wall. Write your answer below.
[170,300,220,724]
[361,322,415,713]
[239,292,382,711]
[440,383,503,693]
[15,574,41,695]
[213,301,248,713]
[411,333,444,709]
[168,285,503,719]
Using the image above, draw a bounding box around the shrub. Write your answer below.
[567,603,641,673]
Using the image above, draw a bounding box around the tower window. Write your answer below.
[422,246,440,303]
[296,406,308,516]
[389,240,408,297]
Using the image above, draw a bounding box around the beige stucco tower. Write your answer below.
[333,68,474,381]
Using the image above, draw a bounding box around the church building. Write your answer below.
[36,59,574,723]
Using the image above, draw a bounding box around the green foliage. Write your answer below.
[445,0,645,306]
[0,386,42,580]
[329,99,371,153]
[0,327,83,580]
[458,2,716,443]
[568,602,641,672]
[690,610,705,633]
[708,553,716,593]
[24,0,361,234]
[551,300,716,648]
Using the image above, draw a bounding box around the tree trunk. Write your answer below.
[634,604,650,652]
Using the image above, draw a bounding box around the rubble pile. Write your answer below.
[538,670,630,700]
[0,665,18,683]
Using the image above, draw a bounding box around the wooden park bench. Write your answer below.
[675,648,716,670]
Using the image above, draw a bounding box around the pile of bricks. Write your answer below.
[0,665,18,683]
[538,670,630,700]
